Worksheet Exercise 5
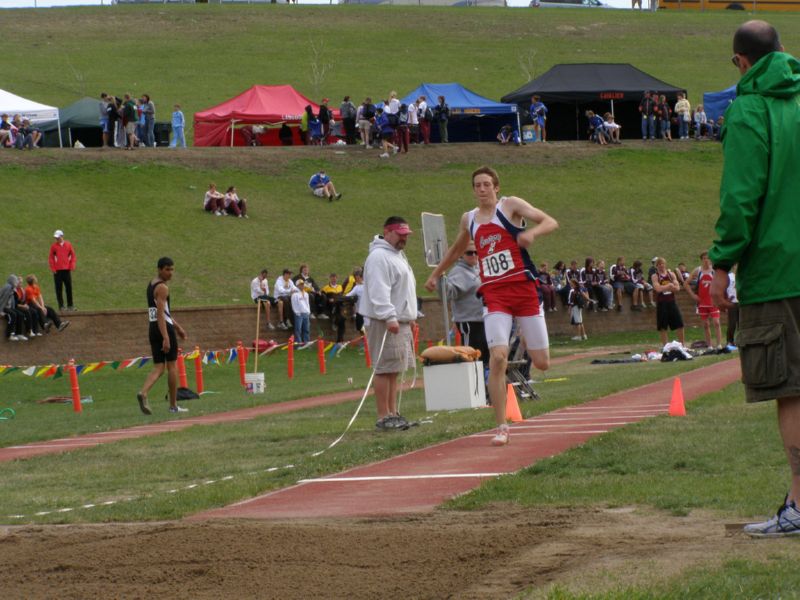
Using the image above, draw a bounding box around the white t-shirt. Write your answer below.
[418,101,428,118]
[250,276,269,300]
[727,273,738,303]
[386,98,400,115]
[604,120,620,130]
[407,103,418,125]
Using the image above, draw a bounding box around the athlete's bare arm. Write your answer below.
[155,284,171,352]
[502,196,559,248]
[683,267,701,301]
[424,212,472,292]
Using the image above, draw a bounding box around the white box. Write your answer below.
[423,361,486,411]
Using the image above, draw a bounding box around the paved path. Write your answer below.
[190,359,741,521]
[0,349,605,464]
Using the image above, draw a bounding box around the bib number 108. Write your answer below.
[481,250,514,278]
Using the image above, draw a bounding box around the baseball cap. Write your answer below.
[54,229,64,238]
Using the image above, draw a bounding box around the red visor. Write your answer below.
[385,222,412,235]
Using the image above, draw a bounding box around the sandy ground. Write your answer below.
[0,505,770,600]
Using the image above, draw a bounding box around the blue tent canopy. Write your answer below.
[400,83,517,116]
[703,85,736,123]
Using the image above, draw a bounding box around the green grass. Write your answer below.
[3,145,724,309]
[0,344,732,523]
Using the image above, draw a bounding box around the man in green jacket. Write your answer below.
[710,20,800,537]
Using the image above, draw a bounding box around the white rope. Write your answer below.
[311,329,388,457]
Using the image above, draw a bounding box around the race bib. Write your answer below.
[481,250,515,278]
[148,307,158,322]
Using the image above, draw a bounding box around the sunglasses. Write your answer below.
[731,54,741,67]
[464,250,478,256]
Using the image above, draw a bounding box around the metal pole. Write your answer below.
[439,275,451,345]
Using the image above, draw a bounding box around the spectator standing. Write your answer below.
[694,105,711,139]
[291,277,311,343]
[340,96,357,145]
[142,94,155,147]
[417,96,431,145]
[308,169,342,201]
[318,98,332,143]
[639,90,656,140]
[686,252,724,348]
[345,272,365,332]
[407,99,419,144]
[122,94,137,149]
[295,263,327,320]
[135,98,146,146]
[170,104,186,148]
[250,269,278,331]
[567,278,588,341]
[537,262,557,312]
[137,257,189,415]
[375,108,398,158]
[651,257,685,346]
[708,20,800,537]
[396,103,410,153]
[657,94,672,141]
[357,97,375,148]
[99,93,110,147]
[49,229,76,312]
[434,95,450,143]
[446,242,490,362]
[674,93,692,140]
[300,105,313,145]
[359,216,417,431]
[529,95,548,142]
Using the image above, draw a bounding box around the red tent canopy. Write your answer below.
[193,85,338,147]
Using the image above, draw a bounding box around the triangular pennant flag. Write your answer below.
[324,342,334,353]
[75,365,86,375]
[36,365,53,377]
[0,366,6,375]
[111,361,121,370]
[125,357,142,368]
[94,361,108,373]
[43,365,58,378]
[3,366,19,376]
[52,366,64,380]
[228,348,237,364]
[82,362,99,374]
[23,366,37,376]
[138,357,150,368]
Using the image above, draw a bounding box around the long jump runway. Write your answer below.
[191,358,741,521]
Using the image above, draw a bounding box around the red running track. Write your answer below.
[190,359,741,521]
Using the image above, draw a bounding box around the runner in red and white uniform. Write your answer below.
[685,251,724,348]
[425,166,558,446]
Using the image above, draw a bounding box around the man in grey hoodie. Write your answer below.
[1,275,27,341]
[359,216,417,430]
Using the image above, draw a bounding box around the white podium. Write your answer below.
[423,361,486,411]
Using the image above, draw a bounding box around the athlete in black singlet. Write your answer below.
[137,257,188,415]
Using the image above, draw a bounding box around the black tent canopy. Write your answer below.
[502,64,687,141]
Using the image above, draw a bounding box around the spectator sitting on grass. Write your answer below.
[203,183,225,216]
[25,274,69,333]
[223,186,248,218]
[308,169,341,201]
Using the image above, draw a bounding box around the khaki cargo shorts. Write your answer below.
[365,320,415,375]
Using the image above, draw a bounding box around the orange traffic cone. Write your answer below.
[505,384,523,423]
[669,377,686,417]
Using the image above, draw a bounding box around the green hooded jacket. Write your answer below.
[709,51,800,305]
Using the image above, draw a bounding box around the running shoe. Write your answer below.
[267,323,275,330]
[336,193,342,200]
[491,424,510,446]
[169,405,189,413]
[137,392,152,415]
[744,497,800,538]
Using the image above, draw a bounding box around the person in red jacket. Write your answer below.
[48,229,76,311]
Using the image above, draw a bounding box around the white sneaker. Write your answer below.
[17,334,28,341]
[310,314,316,320]
[491,424,510,446]
[319,313,329,320]
[571,336,582,341]
[582,334,588,340]
[169,405,189,413]
[8,335,19,341]
[380,152,389,158]
[268,323,275,330]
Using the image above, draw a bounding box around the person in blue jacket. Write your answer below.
[375,107,398,158]
[308,169,342,202]
[170,104,186,148]
[529,95,548,142]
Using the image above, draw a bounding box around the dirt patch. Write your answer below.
[0,505,775,600]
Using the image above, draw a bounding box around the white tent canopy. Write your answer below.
[0,88,62,146]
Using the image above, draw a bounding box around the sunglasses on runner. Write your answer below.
[464,250,478,256]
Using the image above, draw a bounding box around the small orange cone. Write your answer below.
[505,384,523,423]
[669,377,686,417]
